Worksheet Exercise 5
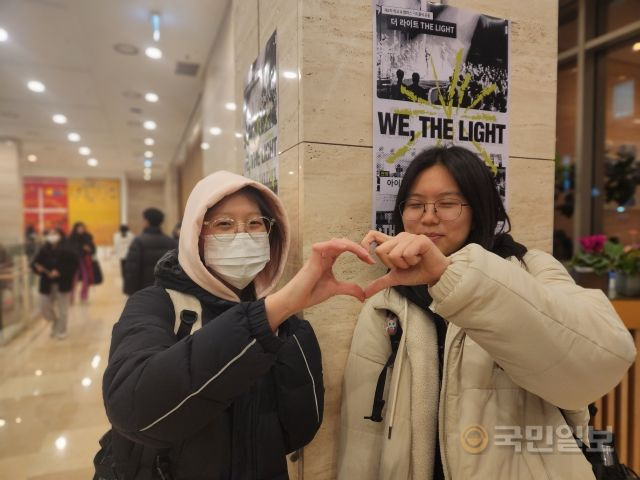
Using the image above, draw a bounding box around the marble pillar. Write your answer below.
[231,0,558,477]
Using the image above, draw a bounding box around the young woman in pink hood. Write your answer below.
[102,171,374,480]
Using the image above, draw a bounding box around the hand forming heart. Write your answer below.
[265,233,450,330]
[360,230,451,298]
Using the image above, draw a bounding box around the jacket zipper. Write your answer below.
[439,327,464,480]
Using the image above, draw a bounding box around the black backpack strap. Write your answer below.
[364,312,403,423]
[165,289,202,340]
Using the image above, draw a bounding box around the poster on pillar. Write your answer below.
[372,1,509,234]
[243,30,278,193]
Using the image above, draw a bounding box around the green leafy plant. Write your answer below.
[616,245,640,276]
[570,234,623,275]
[604,148,640,206]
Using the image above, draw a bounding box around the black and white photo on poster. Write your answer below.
[243,30,278,193]
[373,1,510,234]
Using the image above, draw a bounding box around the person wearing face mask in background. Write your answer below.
[31,228,79,339]
[101,170,374,479]
[338,146,636,480]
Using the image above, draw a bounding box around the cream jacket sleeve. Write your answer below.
[429,243,636,410]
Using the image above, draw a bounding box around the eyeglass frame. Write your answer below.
[399,199,470,222]
[201,216,276,240]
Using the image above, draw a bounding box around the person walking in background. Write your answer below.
[113,224,135,281]
[68,222,96,303]
[123,208,177,295]
[31,228,78,339]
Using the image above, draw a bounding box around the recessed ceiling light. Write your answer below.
[55,436,67,451]
[144,167,151,175]
[144,159,152,168]
[283,71,299,79]
[144,151,153,158]
[81,377,92,387]
[0,419,5,428]
[67,132,81,142]
[52,114,67,124]
[633,42,640,52]
[27,80,45,93]
[145,92,159,103]
[144,137,154,146]
[87,158,98,167]
[143,120,156,130]
[209,127,221,135]
[79,146,91,156]
[201,142,210,150]
[0,28,8,43]
[151,11,161,42]
[145,47,162,59]
[27,154,37,162]
[225,102,236,111]
[235,132,242,138]
[114,43,139,55]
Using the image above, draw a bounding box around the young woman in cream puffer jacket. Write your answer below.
[338,146,636,480]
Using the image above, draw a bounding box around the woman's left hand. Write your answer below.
[265,238,375,330]
[360,230,451,298]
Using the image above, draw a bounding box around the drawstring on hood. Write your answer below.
[177,171,290,302]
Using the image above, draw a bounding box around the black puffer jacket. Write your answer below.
[31,241,79,294]
[123,226,177,295]
[103,251,324,479]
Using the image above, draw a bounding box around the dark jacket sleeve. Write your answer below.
[274,318,324,453]
[102,287,284,447]
[30,248,46,274]
[123,238,142,295]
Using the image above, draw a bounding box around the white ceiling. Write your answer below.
[0,0,229,180]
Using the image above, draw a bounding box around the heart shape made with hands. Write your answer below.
[359,230,451,298]
[307,232,450,303]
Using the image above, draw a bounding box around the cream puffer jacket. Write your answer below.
[338,244,636,480]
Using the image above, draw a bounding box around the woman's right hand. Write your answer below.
[265,238,374,330]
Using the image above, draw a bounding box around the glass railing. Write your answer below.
[0,243,40,345]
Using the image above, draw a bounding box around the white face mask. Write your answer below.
[46,233,61,244]
[203,232,271,290]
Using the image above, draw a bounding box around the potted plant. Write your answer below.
[614,245,640,297]
[569,234,622,293]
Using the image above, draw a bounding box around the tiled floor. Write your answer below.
[0,257,126,479]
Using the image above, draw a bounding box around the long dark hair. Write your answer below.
[392,145,527,261]
[70,222,86,239]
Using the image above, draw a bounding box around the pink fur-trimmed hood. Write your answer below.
[177,171,290,302]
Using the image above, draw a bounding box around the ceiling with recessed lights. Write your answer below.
[0,0,229,179]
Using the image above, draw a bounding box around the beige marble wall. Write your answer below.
[126,180,166,236]
[0,140,23,245]
[230,0,558,477]
[202,4,240,176]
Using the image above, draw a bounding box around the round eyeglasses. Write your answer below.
[399,199,469,222]
[202,216,275,241]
